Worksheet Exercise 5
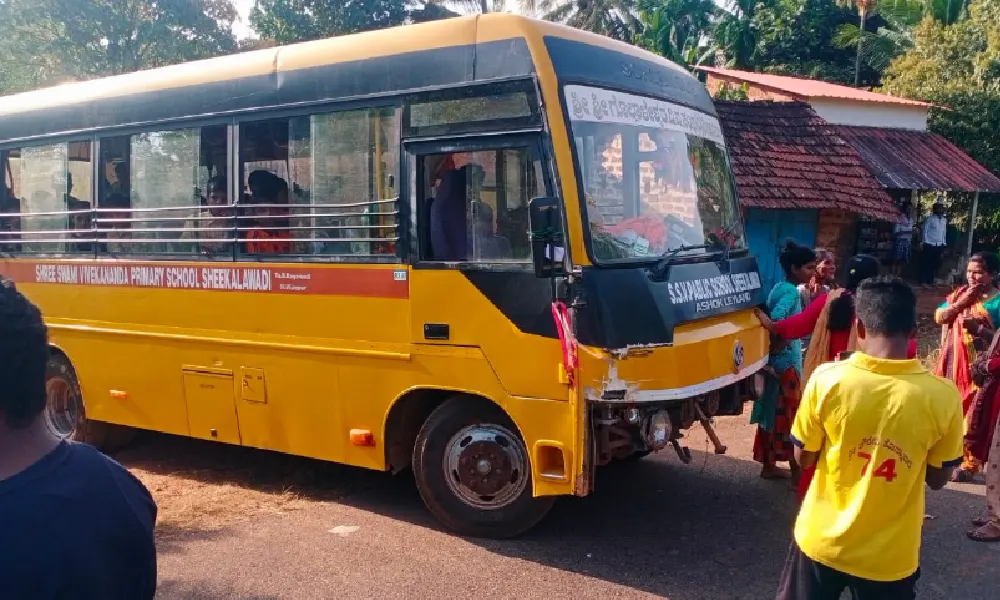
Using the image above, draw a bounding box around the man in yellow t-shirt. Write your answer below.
[777,276,964,600]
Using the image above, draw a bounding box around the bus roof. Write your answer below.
[0,14,713,145]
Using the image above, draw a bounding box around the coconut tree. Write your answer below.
[635,0,717,66]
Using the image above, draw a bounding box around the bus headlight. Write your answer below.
[643,410,672,452]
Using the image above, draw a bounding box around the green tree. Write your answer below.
[711,0,765,69]
[737,0,867,85]
[881,0,1000,175]
[250,0,411,43]
[635,0,717,66]
[0,0,238,93]
[538,0,641,42]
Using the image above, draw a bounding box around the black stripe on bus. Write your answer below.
[542,36,718,116]
[0,39,535,144]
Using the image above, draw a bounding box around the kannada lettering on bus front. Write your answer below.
[0,260,409,299]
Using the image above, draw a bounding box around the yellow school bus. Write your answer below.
[0,15,767,537]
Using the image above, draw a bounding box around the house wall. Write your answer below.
[807,99,928,131]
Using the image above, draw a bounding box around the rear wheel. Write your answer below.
[45,353,135,452]
[412,396,554,538]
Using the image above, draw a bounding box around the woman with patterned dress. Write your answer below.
[752,241,816,480]
[935,251,1000,482]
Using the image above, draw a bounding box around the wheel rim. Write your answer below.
[44,377,80,439]
[443,423,529,510]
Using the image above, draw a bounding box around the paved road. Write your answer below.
[153,417,998,599]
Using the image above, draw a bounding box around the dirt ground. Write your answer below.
[119,284,955,543]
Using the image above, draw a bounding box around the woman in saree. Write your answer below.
[757,254,918,499]
[967,330,1000,541]
[752,241,816,480]
[935,251,1000,482]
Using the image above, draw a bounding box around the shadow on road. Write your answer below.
[122,431,996,599]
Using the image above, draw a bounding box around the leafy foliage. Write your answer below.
[881,0,1000,245]
[250,0,411,43]
[0,0,238,93]
[635,0,717,65]
[538,0,642,42]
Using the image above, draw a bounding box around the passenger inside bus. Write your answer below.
[181,175,231,253]
[470,201,511,260]
[243,192,292,254]
[429,154,470,261]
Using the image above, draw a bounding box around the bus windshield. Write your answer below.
[564,85,745,262]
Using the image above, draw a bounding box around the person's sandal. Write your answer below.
[951,468,974,483]
[967,525,1000,542]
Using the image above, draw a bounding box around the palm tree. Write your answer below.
[711,0,760,69]
[836,0,876,86]
[538,0,641,42]
[636,0,717,66]
[832,0,924,76]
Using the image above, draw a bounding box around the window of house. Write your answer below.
[2,141,93,254]
[237,106,400,259]
[419,146,541,264]
[97,125,229,255]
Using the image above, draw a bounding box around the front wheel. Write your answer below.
[45,353,135,452]
[412,396,554,538]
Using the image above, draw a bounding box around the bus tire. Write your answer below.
[45,353,135,452]
[412,396,554,539]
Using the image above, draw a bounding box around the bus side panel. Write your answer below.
[11,263,412,465]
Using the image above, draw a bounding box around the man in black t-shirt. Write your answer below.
[0,277,157,599]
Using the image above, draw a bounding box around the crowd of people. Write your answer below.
[753,239,1000,598]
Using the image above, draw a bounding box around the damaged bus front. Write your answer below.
[531,43,769,491]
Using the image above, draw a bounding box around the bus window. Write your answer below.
[97,125,228,255]
[1,152,21,253]
[2,141,93,255]
[419,146,540,264]
[237,106,400,260]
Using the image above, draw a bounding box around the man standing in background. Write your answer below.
[922,200,948,287]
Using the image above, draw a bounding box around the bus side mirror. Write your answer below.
[528,196,565,278]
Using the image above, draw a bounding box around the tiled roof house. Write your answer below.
[698,66,1000,283]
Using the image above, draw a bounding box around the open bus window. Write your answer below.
[419,147,540,264]
[237,106,400,259]
[97,125,228,255]
[1,141,93,255]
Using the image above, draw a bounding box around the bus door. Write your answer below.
[404,135,568,401]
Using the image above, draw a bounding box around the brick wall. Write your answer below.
[588,135,700,228]
[815,208,857,269]
[705,75,798,102]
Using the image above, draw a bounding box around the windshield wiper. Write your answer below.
[652,243,712,279]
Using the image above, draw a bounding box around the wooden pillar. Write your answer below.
[967,191,980,260]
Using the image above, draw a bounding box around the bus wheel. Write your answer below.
[45,353,134,452]
[412,397,554,538]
